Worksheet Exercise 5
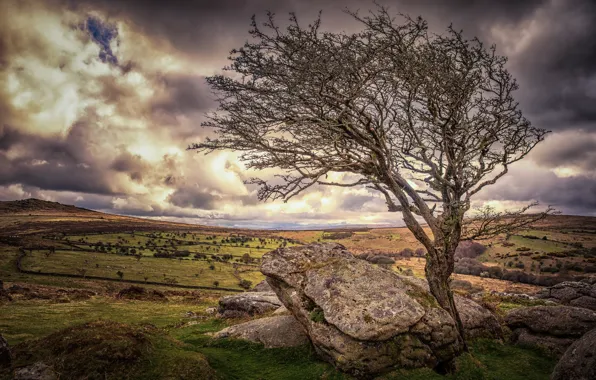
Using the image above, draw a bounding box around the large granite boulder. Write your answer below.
[212,315,309,348]
[261,243,462,377]
[551,327,596,380]
[537,281,596,311]
[218,292,282,318]
[505,306,596,357]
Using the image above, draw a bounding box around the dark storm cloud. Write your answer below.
[487,173,596,214]
[0,125,117,195]
[531,133,596,171]
[340,194,374,211]
[2,0,596,222]
[151,74,215,116]
[168,184,258,210]
[506,0,596,130]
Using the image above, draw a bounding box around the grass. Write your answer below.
[3,320,218,380]
[0,297,222,344]
[20,249,264,290]
[1,294,557,380]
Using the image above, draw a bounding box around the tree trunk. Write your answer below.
[425,246,468,353]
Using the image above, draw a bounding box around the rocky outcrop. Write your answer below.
[400,276,502,340]
[551,327,596,380]
[116,286,167,302]
[505,306,596,357]
[218,292,282,318]
[454,296,502,340]
[14,362,57,380]
[0,334,10,368]
[536,281,596,311]
[212,315,309,348]
[250,280,273,292]
[261,243,462,377]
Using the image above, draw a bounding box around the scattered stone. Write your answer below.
[261,243,462,377]
[205,307,218,315]
[4,284,95,302]
[536,281,596,311]
[212,316,309,348]
[551,327,596,380]
[0,334,10,368]
[218,292,282,318]
[14,362,57,380]
[505,306,596,357]
[250,280,273,292]
[116,286,167,302]
[368,255,396,265]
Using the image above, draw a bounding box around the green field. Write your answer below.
[20,249,264,290]
[4,210,595,379]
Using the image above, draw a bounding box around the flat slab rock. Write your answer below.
[551,327,596,380]
[537,281,596,311]
[505,305,596,357]
[212,315,309,348]
[261,242,462,377]
[218,291,282,318]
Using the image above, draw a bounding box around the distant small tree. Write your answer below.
[116,270,124,280]
[191,6,555,348]
[77,268,87,278]
[238,279,253,290]
[144,276,149,283]
[213,280,220,287]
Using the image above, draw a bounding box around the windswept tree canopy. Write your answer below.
[192,8,548,242]
[192,7,553,349]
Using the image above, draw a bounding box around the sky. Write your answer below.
[1,0,596,229]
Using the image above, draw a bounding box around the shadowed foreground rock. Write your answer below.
[218,292,282,318]
[505,306,596,357]
[14,362,57,380]
[213,315,309,348]
[261,243,462,377]
[0,334,10,368]
[537,281,596,311]
[551,327,596,380]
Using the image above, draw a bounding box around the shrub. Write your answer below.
[455,241,486,259]
[238,279,252,289]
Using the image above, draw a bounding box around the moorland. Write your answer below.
[2,198,596,379]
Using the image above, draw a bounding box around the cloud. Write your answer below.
[0,0,595,227]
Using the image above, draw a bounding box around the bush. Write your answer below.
[238,279,252,290]
[455,241,486,259]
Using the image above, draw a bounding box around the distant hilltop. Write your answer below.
[0,198,96,215]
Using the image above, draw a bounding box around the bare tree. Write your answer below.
[191,8,552,347]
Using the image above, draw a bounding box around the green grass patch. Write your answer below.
[20,249,263,289]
